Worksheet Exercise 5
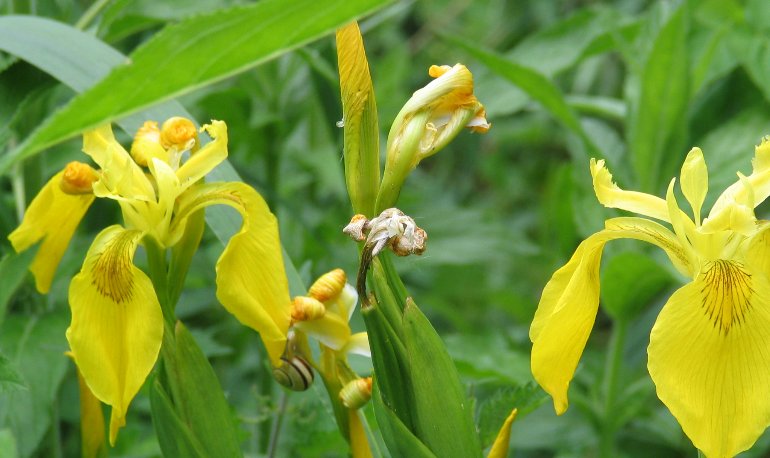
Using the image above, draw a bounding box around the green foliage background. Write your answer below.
[1,0,769,456]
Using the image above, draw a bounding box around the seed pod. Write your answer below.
[308,269,347,302]
[339,377,373,409]
[272,356,314,391]
[291,296,326,322]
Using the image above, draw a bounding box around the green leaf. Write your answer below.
[0,353,25,394]
[0,0,394,172]
[0,311,69,458]
[600,252,673,321]
[158,322,243,458]
[628,4,690,192]
[0,429,18,458]
[477,383,548,447]
[450,38,599,158]
[371,385,436,458]
[0,249,37,326]
[402,298,482,458]
[149,379,208,458]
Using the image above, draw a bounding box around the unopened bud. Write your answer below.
[291,296,326,322]
[161,117,197,150]
[308,268,347,302]
[60,161,98,195]
[131,121,168,167]
[339,377,373,409]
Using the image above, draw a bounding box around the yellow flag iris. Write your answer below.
[531,142,770,457]
[8,118,291,445]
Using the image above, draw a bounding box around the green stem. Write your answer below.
[267,391,289,458]
[599,319,628,458]
[143,237,175,328]
[74,0,112,30]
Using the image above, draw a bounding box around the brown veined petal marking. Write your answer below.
[91,228,142,303]
[701,260,753,335]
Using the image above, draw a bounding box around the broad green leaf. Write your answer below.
[477,383,548,447]
[0,429,17,458]
[158,322,243,458]
[372,387,436,458]
[0,0,393,172]
[600,252,673,322]
[628,4,689,192]
[0,353,25,394]
[450,38,600,158]
[402,298,482,458]
[149,379,208,458]
[0,311,68,458]
[0,249,37,326]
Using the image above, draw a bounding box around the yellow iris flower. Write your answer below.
[9,118,291,445]
[531,142,770,457]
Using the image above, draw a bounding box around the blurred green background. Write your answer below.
[2,0,770,456]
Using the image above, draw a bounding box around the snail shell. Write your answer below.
[272,356,314,392]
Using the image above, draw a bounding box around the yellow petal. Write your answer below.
[295,311,352,351]
[343,332,371,357]
[590,158,669,222]
[531,218,693,414]
[701,173,757,237]
[82,124,155,202]
[73,361,107,458]
[66,225,163,446]
[8,170,94,293]
[711,137,770,216]
[175,120,228,191]
[530,232,606,414]
[487,408,517,458]
[349,409,374,458]
[603,217,693,276]
[174,182,291,366]
[680,147,708,225]
[648,260,770,457]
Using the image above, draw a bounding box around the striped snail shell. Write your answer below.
[272,356,314,391]
[308,268,347,302]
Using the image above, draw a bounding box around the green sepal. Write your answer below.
[168,208,205,306]
[149,378,207,458]
[157,321,243,458]
[372,383,436,458]
[402,298,483,458]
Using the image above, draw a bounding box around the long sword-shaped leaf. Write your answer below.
[0,0,393,173]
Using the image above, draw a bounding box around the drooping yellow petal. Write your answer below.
[648,260,770,457]
[590,158,670,222]
[66,225,163,446]
[175,121,228,191]
[531,217,694,414]
[174,182,291,366]
[82,124,155,202]
[531,232,606,414]
[487,408,517,458]
[680,147,708,225]
[8,170,94,293]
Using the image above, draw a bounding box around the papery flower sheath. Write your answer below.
[9,117,291,444]
[530,142,770,457]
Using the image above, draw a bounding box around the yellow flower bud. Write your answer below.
[339,377,373,409]
[291,296,326,322]
[59,161,98,195]
[160,117,197,150]
[130,121,168,167]
[308,268,347,302]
